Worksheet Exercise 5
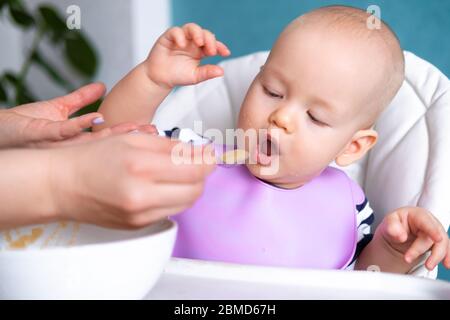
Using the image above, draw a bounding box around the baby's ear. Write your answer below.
[335,129,378,166]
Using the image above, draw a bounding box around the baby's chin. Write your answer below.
[245,162,285,185]
[245,162,275,179]
[245,162,309,189]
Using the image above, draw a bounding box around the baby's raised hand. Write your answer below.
[145,23,231,89]
[377,207,450,270]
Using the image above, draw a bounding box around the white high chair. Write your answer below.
[148,51,450,299]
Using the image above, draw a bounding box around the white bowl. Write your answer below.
[0,219,177,299]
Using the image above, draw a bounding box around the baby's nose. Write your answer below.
[269,109,295,134]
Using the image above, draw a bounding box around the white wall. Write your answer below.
[0,0,170,103]
[131,0,170,65]
[0,19,22,74]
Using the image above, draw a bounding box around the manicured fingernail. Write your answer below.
[92,117,104,125]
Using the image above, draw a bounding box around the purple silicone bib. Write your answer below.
[172,163,357,269]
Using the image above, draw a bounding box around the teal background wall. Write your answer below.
[171,0,450,281]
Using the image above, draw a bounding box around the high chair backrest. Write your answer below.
[154,51,450,279]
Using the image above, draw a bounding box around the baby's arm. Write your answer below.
[355,207,450,274]
[95,23,230,130]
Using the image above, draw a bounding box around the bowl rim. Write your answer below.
[0,219,177,256]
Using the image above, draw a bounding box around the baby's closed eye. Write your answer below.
[307,111,326,126]
[262,85,283,99]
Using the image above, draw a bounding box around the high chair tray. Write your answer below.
[146,258,450,299]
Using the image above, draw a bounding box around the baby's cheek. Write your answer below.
[239,108,263,133]
[237,110,250,129]
[240,91,270,127]
[287,137,323,170]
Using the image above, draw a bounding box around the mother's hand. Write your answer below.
[50,133,216,229]
[0,83,140,148]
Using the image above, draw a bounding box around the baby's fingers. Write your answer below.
[444,241,450,269]
[202,30,217,56]
[424,237,449,270]
[193,64,224,83]
[411,212,443,243]
[404,233,433,264]
[182,23,204,47]
[382,212,408,243]
[167,27,187,48]
[181,23,230,57]
[216,41,231,57]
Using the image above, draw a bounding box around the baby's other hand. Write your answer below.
[145,23,231,89]
[377,207,450,271]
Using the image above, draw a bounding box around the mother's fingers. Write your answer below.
[127,206,188,229]
[48,112,102,140]
[138,205,189,224]
[26,116,90,143]
[49,82,106,116]
[110,122,139,134]
[68,112,103,131]
[39,122,138,147]
[123,180,205,214]
[127,148,215,184]
[135,124,158,135]
[122,133,207,155]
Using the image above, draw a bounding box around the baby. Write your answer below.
[96,6,450,274]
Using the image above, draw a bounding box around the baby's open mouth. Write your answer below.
[256,132,280,165]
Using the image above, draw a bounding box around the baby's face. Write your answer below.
[238,22,387,188]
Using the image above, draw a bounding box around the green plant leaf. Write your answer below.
[31,50,73,91]
[64,31,98,78]
[2,72,37,105]
[3,72,18,86]
[16,85,37,105]
[0,79,8,102]
[63,31,98,78]
[73,98,102,117]
[8,1,34,28]
[0,0,7,14]
[37,5,67,42]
